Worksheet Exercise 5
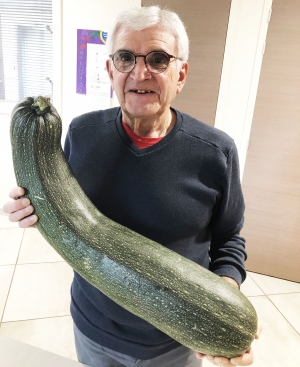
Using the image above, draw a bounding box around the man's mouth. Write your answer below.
[130,90,154,94]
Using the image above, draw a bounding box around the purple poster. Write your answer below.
[76,29,108,94]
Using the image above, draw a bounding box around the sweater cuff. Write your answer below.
[212,265,245,287]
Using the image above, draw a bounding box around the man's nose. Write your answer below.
[130,56,151,80]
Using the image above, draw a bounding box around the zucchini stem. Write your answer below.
[31,96,51,115]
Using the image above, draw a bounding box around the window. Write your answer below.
[0,0,52,102]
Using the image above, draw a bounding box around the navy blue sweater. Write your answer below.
[64,107,247,359]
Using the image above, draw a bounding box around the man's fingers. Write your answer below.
[205,355,220,365]
[230,347,254,366]
[3,198,31,216]
[9,186,25,200]
[8,204,34,222]
[255,323,263,339]
[18,214,38,228]
[3,187,38,228]
[204,348,255,367]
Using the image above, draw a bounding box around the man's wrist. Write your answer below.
[221,276,239,288]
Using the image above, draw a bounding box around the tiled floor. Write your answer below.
[1,114,300,366]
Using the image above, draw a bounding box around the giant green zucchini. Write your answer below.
[10,96,257,358]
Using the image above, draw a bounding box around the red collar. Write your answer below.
[122,121,164,149]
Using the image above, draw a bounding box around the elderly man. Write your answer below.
[4,5,260,367]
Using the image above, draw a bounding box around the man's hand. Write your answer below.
[221,276,239,288]
[3,187,38,227]
[196,324,263,366]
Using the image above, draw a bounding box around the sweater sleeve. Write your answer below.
[209,142,247,286]
[63,124,72,160]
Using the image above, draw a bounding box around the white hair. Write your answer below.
[106,6,189,62]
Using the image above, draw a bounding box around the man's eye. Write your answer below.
[117,53,133,62]
[149,53,168,64]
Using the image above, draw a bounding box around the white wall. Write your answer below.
[215,0,273,179]
[53,0,141,139]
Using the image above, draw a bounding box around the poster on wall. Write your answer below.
[76,29,111,110]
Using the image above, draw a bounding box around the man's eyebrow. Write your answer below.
[148,49,169,53]
[114,48,170,55]
[114,49,132,53]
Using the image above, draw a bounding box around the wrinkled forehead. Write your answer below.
[113,25,178,54]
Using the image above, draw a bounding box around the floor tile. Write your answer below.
[0,228,24,265]
[247,295,300,367]
[0,265,15,320]
[268,293,300,334]
[0,214,19,229]
[249,272,300,295]
[18,227,64,264]
[240,272,264,297]
[2,262,73,322]
[0,316,78,361]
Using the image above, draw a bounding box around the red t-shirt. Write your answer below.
[122,121,163,149]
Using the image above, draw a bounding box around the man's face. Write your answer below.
[106,26,188,123]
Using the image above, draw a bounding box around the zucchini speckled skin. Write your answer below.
[10,96,257,358]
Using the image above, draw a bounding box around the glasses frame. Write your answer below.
[109,50,182,74]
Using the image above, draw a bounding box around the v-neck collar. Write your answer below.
[115,107,182,155]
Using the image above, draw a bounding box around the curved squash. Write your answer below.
[10,96,258,358]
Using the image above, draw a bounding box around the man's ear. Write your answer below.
[106,59,114,89]
[176,62,188,95]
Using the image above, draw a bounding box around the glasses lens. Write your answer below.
[113,51,135,72]
[146,52,170,72]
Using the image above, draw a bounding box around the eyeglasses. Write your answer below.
[109,50,182,74]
